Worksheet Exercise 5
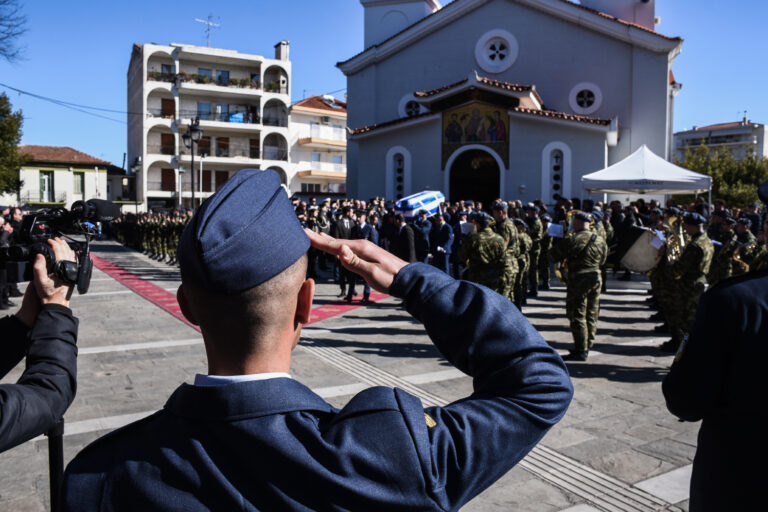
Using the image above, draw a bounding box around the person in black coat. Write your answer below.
[391,213,416,263]
[345,211,379,303]
[0,238,78,453]
[662,269,768,511]
[412,210,432,263]
[430,212,453,275]
[330,206,354,297]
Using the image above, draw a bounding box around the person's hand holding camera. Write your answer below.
[16,238,76,328]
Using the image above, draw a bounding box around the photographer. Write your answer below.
[0,238,78,453]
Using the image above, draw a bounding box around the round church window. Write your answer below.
[569,82,602,115]
[405,101,421,117]
[475,29,518,74]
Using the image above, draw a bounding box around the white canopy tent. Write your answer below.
[581,145,712,206]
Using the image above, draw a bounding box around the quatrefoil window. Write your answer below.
[475,29,518,73]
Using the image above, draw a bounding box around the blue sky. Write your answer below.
[1,0,766,166]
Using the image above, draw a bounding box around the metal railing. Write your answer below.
[147,71,175,83]
[263,116,288,127]
[147,108,175,120]
[147,143,176,155]
[263,147,288,161]
[21,191,67,203]
[180,109,260,124]
[308,125,346,142]
[264,83,288,94]
[180,142,261,159]
[175,73,262,90]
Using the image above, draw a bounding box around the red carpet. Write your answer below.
[90,254,388,332]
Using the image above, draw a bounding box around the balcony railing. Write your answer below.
[180,109,260,124]
[309,125,346,141]
[22,191,67,203]
[263,116,288,127]
[308,161,345,173]
[263,147,288,161]
[180,142,261,159]
[147,71,176,83]
[264,82,288,94]
[147,143,176,155]
[147,108,175,120]
[176,73,261,90]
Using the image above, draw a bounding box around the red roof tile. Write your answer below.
[19,145,112,166]
[511,107,612,126]
[414,78,470,98]
[692,122,744,131]
[291,95,347,114]
[351,112,434,136]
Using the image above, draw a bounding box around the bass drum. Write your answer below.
[620,228,663,272]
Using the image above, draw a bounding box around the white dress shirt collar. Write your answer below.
[194,372,292,387]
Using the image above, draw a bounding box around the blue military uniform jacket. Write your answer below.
[663,270,768,511]
[63,264,572,511]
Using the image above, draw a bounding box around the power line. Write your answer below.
[0,82,132,124]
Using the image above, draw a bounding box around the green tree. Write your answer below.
[673,144,768,207]
[0,91,26,194]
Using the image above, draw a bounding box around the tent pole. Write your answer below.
[708,187,712,218]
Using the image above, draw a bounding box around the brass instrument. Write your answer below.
[665,215,685,265]
[732,242,756,274]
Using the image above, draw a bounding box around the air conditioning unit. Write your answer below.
[320,116,331,124]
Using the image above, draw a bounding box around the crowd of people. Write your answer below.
[0,206,28,310]
[107,192,766,362]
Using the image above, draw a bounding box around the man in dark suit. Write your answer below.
[330,206,354,297]
[430,212,453,275]
[62,169,572,511]
[391,213,416,263]
[346,211,378,303]
[413,209,432,263]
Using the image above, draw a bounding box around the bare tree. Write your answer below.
[0,0,27,63]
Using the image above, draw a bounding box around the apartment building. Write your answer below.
[127,41,292,210]
[674,117,767,162]
[288,95,347,196]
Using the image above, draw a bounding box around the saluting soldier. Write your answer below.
[512,218,532,309]
[458,211,506,295]
[491,201,519,303]
[524,205,543,297]
[659,212,714,353]
[548,211,608,361]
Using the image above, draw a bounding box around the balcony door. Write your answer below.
[215,171,229,190]
[40,171,54,202]
[161,99,175,119]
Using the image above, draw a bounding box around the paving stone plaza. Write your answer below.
[0,241,697,511]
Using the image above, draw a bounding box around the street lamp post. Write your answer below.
[182,116,203,209]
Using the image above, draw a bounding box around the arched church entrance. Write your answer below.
[449,149,500,210]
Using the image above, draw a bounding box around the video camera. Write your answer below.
[0,199,121,295]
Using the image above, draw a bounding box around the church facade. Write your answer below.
[338,0,683,205]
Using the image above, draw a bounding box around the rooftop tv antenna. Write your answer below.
[195,15,221,47]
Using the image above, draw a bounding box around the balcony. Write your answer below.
[147,108,175,120]
[182,109,260,125]
[263,147,288,161]
[298,126,346,149]
[21,191,67,204]
[298,161,346,181]
[180,141,261,161]
[147,71,176,83]
[147,143,176,155]
[264,83,288,94]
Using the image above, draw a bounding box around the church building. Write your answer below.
[338,0,683,206]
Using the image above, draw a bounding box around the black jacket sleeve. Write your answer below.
[0,304,78,452]
[0,314,31,378]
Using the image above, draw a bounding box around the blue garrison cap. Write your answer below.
[737,217,752,227]
[650,208,663,216]
[178,169,310,294]
[492,201,508,211]
[683,212,706,226]
[540,214,552,223]
[667,207,682,216]
[592,210,604,221]
[724,217,738,226]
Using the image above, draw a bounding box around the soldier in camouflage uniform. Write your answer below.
[706,217,737,286]
[458,212,507,295]
[732,218,758,276]
[491,201,519,303]
[512,218,532,309]
[538,214,553,290]
[524,205,543,297]
[548,211,608,361]
[659,212,714,353]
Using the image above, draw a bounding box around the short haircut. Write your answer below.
[183,254,308,359]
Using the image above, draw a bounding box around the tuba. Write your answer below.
[665,215,685,265]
